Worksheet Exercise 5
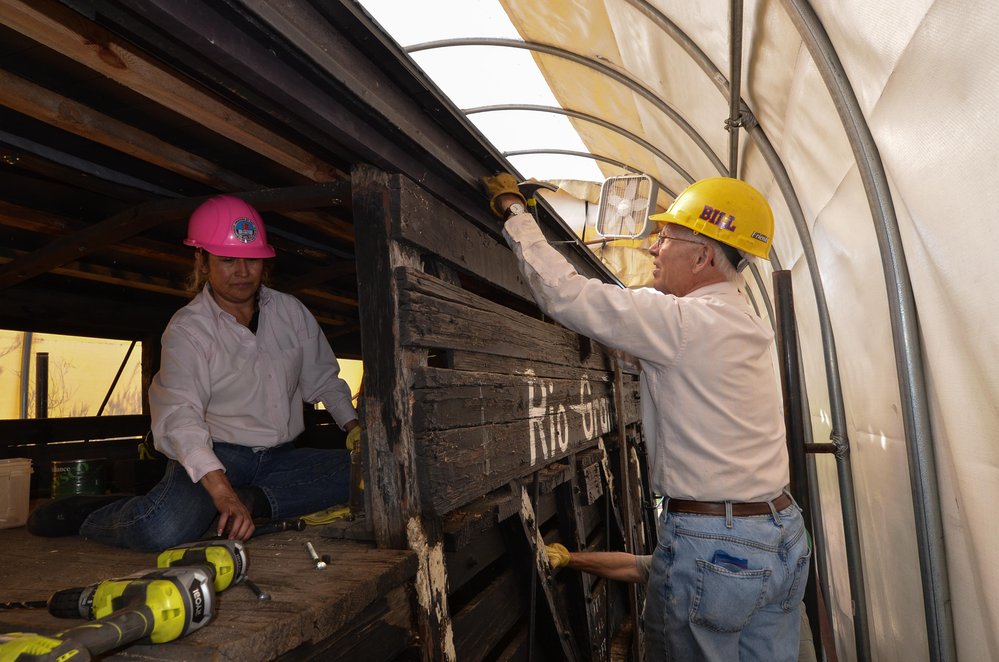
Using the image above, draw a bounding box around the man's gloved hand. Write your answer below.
[545,543,571,569]
[345,426,362,451]
[481,172,526,218]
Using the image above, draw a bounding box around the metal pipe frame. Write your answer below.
[624,1,871,657]
[464,102,691,191]
[727,0,744,177]
[781,2,954,660]
[502,148,670,194]
[748,262,776,330]
[406,38,728,174]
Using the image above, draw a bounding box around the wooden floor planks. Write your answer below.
[0,525,416,660]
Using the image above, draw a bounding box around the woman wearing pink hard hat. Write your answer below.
[30,195,361,551]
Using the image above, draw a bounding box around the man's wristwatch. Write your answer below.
[504,202,527,220]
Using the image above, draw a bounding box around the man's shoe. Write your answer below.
[27,495,128,537]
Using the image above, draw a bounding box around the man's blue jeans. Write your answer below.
[80,442,350,551]
[644,498,811,661]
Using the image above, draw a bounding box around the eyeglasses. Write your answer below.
[653,231,703,250]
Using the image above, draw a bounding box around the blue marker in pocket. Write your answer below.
[711,549,749,571]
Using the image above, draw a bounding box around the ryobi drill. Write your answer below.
[0,564,215,661]
[0,540,247,661]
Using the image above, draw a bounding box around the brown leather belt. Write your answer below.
[667,493,792,516]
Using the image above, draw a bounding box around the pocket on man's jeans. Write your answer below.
[690,558,770,632]
[782,543,812,611]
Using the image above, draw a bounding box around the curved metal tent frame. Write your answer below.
[464,103,693,189]
[410,32,877,658]
[779,2,954,659]
[407,37,728,175]
[410,5,954,658]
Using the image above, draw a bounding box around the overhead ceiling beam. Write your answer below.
[0,0,339,182]
[0,182,348,290]
[109,0,494,236]
[0,200,188,268]
[0,55,356,243]
[0,249,189,298]
[0,129,179,198]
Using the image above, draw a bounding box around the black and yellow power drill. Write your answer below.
[0,564,215,661]
[156,539,248,593]
[0,540,246,661]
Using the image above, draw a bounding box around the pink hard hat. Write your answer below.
[184,195,276,258]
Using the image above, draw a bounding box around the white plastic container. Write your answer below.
[0,458,32,529]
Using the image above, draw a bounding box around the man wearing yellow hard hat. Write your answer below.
[484,174,806,662]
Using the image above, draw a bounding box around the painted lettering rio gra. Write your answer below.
[526,372,613,467]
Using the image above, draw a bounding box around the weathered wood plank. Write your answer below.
[0,415,149,445]
[452,568,525,662]
[353,166,454,662]
[411,364,639,516]
[448,349,616,380]
[412,366,638,434]
[492,625,530,662]
[392,178,533,300]
[283,585,415,661]
[0,528,415,660]
[417,421,639,518]
[352,166,423,548]
[399,267,611,370]
[0,0,339,183]
[444,521,506,593]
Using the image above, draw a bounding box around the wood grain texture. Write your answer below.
[0,527,415,660]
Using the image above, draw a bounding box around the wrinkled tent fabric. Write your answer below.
[499,0,999,660]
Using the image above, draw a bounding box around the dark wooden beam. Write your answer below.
[0,414,149,445]
[516,482,581,661]
[0,182,348,289]
[0,70,356,241]
[0,0,340,182]
[0,285,176,339]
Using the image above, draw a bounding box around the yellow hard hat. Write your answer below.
[650,177,773,260]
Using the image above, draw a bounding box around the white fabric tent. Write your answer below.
[479,2,997,660]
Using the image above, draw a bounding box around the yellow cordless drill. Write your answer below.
[0,540,246,661]
[0,564,215,661]
[156,539,248,592]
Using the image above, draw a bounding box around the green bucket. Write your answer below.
[51,459,108,497]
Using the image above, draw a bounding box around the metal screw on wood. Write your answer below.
[305,541,326,570]
[243,578,271,601]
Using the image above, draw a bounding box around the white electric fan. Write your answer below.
[594,174,658,239]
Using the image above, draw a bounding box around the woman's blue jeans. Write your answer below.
[644,498,811,661]
[80,442,350,551]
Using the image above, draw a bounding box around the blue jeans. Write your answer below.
[644,497,811,661]
[80,442,350,551]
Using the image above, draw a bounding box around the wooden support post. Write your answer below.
[615,365,643,662]
[352,165,454,662]
[555,454,607,659]
[516,483,581,662]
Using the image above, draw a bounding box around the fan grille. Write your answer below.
[595,175,657,239]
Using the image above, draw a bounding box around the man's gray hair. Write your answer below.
[670,225,744,284]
